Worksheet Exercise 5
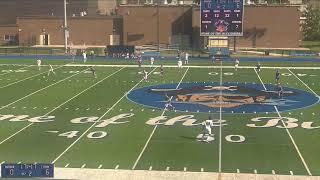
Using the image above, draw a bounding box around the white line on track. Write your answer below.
[183,167,187,172]
[254,169,257,174]
[131,67,189,170]
[254,68,312,176]
[98,164,102,169]
[81,164,86,168]
[149,166,152,170]
[290,170,293,175]
[287,69,320,97]
[0,68,87,112]
[1,161,5,164]
[201,168,204,172]
[0,67,125,146]
[236,169,240,173]
[0,65,65,89]
[166,167,170,171]
[51,67,156,164]
[65,163,69,168]
[272,170,276,174]
[115,165,119,169]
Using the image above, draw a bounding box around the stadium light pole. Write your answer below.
[64,0,68,54]
[157,0,160,52]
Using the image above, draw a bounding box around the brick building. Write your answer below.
[0,1,302,49]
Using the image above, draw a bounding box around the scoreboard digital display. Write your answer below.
[1,163,54,178]
[200,0,244,36]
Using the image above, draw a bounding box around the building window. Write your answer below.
[4,35,16,42]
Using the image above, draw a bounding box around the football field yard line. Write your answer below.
[0,65,65,89]
[287,69,320,97]
[0,67,125,145]
[0,68,89,112]
[131,67,189,170]
[253,68,312,176]
[219,61,223,173]
[65,63,320,70]
[0,65,32,76]
[51,67,157,164]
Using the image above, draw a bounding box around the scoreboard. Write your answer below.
[1,163,54,178]
[200,0,244,36]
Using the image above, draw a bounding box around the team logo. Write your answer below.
[215,20,229,32]
[127,82,319,113]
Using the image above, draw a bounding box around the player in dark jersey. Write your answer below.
[275,70,280,83]
[277,83,283,98]
[160,64,164,77]
[256,62,261,73]
[90,66,97,78]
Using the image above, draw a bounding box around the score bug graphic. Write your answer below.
[201,0,244,36]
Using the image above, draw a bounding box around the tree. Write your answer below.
[302,5,320,40]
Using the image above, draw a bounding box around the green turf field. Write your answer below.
[0,58,320,176]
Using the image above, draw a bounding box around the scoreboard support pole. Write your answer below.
[233,36,236,53]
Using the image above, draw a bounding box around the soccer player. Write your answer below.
[275,70,280,83]
[202,116,214,142]
[185,52,189,64]
[36,59,42,71]
[277,83,283,98]
[90,66,97,78]
[82,51,87,63]
[138,55,142,69]
[178,59,183,71]
[143,69,148,82]
[150,57,155,68]
[47,64,56,76]
[160,64,164,77]
[164,93,175,110]
[256,62,261,73]
[234,58,239,71]
[211,55,215,64]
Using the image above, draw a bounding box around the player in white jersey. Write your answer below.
[202,116,214,142]
[82,51,87,63]
[143,70,148,82]
[234,58,239,71]
[177,59,183,71]
[47,64,56,76]
[150,57,155,68]
[185,52,189,64]
[36,59,42,71]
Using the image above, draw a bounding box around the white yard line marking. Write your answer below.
[166,167,170,171]
[17,162,21,164]
[290,171,293,175]
[81,164,86,168]
[0,65,32,76]
[287,69,319,97]
[254,68,312,176]
[272,170,276,174]
[115,165,119,169]
[0,67,125,146]
[52,67,156,164]
[0,65,65,89]
[65,63,320,70]
[236,169,240,173]
[184,167,187,172]
[65,163,69,168]
[254,169,257,174]
[0,68,87,112]
[98,164,102,169]
[131,67,189,170]
[201,168,204,172]
[149,166,152,170]
[1,161,5,164]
